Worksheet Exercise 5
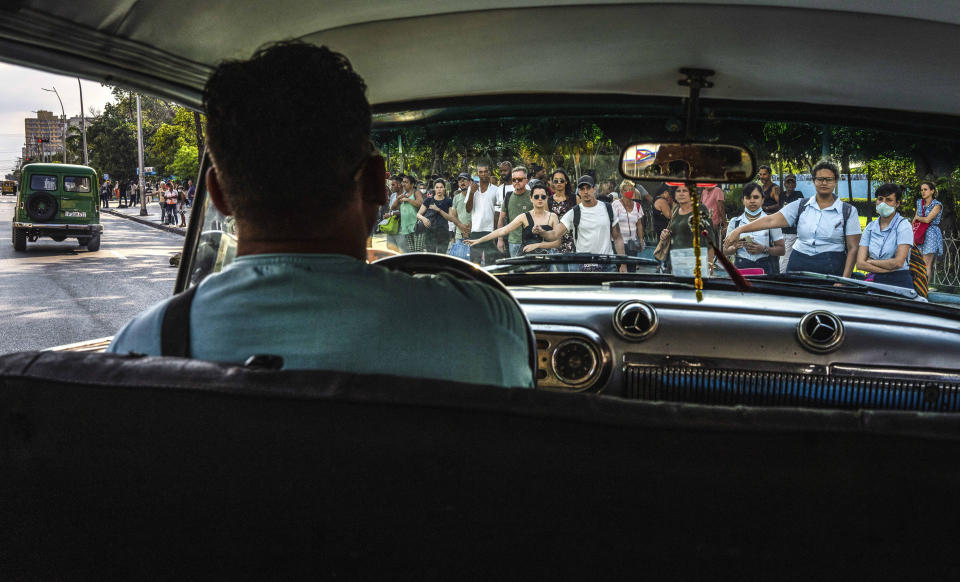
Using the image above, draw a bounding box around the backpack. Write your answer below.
[572,202,615,244]
[793,197,854,260]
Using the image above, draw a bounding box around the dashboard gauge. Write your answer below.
[551,339,599,386]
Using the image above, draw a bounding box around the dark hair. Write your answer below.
[433,178,447,190]
[921,181,937,197]
[874,183,902,203]
[204,41,371,224]
[758,165,772,173]
[741,183,763,199]
[812,160,840,180]
[529,180,550,196]
[550,168,573,197]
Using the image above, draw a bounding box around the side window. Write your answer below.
[29,174,57,191]
[64,176,91,193]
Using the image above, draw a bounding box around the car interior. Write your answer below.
[3,1,960,578]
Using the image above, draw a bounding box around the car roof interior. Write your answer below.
[1,0,959,120]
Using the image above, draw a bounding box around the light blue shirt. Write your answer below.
[108,254,533,388]
[727,212,784,262]
[860,214,912,270]
[778,196,861,255]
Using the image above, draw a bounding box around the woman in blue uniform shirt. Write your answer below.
[856,183,914,289]
[724,160,861,277]
[723,183,785,274]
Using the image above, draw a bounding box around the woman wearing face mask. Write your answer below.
[912,181,943,276]
[613,180,645,270]
[659,183,715,272]
[857,183,914,289]
[416,179,454,253]
[549,168,577,270]
[464,181,560,259]
[723,183,784,274]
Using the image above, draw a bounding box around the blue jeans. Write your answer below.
[786,250,845,276]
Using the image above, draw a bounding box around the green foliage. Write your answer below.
[168,145,200,182]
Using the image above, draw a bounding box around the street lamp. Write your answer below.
[41,86,67,164]
[77,78,88,165]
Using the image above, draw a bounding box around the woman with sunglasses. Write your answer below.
[549,168,577,270]
[856,183,914,289]
[465,181,560,257]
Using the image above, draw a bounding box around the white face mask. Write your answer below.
[876,202,896,218]
[745,207,763,217]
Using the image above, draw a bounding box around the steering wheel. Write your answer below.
[372,252,538,387]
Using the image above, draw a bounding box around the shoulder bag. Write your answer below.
[913,200,930,245]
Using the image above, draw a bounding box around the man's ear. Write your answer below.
[205,166,233,216]
[361,154,387,205]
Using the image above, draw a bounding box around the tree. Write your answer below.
[168,145,200,183]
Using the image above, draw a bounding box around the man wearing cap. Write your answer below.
[534,175,627,272]
[778,173,805,270]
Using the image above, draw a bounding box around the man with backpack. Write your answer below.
[534,175,627,272]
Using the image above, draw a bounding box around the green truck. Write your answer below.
[11,164,102,251]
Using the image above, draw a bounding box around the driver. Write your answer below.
[108,41,533,389]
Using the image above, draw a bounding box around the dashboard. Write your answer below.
[516,284,960,411]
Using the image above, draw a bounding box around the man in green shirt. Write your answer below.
[497,166,533,257]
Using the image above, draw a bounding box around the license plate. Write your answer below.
[63,211,86,218]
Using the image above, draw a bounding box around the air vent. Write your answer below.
[613,300,658,341]
[797,310,844,353]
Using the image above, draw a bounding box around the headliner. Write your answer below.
[0,1,958,118]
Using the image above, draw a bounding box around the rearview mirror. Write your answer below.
[619,142,756,183]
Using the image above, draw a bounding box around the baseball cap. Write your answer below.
[457,172,470,180]
[784,174,797,181]
[577,175,595,187]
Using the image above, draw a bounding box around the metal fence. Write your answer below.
[933,234,960,290]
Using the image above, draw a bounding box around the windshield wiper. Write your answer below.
[757,271,921,300]
[494,253,660,267]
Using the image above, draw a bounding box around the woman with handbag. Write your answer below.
[912,181,943,276]
[723,183,784,275]
[612,180,645,271]
[416,179,454,253]
[655,183,715,274]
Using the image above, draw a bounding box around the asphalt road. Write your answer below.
[0,196,184,353]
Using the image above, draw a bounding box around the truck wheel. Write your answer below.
[77,237,89,247]
[13,228,26,251]
[85,234,101,252]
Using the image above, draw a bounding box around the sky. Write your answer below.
[0,62,116,176]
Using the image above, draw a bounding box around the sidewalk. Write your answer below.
[101,202,188,236]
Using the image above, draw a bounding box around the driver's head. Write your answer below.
[204,41,374,228]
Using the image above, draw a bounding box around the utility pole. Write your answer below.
[78,78,88,165]
[137,94,147,216]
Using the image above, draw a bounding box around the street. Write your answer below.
[0,196,183,352]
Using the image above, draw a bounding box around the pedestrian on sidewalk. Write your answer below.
[163,182,178,224]
[99,180,111,208]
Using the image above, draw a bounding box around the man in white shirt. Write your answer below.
[534,175,627,272]
[465,162,505,265]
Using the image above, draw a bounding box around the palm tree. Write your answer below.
[65,125,84,164]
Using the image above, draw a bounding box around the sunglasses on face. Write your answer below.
[512,177,526,182]
[532,194,548,200]
[553,179,566,184]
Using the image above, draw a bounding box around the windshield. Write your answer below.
[190,110,960,308]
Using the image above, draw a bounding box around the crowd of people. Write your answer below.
[378,158,944,291]
[98,178,196,227]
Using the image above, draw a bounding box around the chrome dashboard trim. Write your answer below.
[531,324,612,393]
[612,300,658,341]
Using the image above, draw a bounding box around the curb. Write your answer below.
[101,208,186,236]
